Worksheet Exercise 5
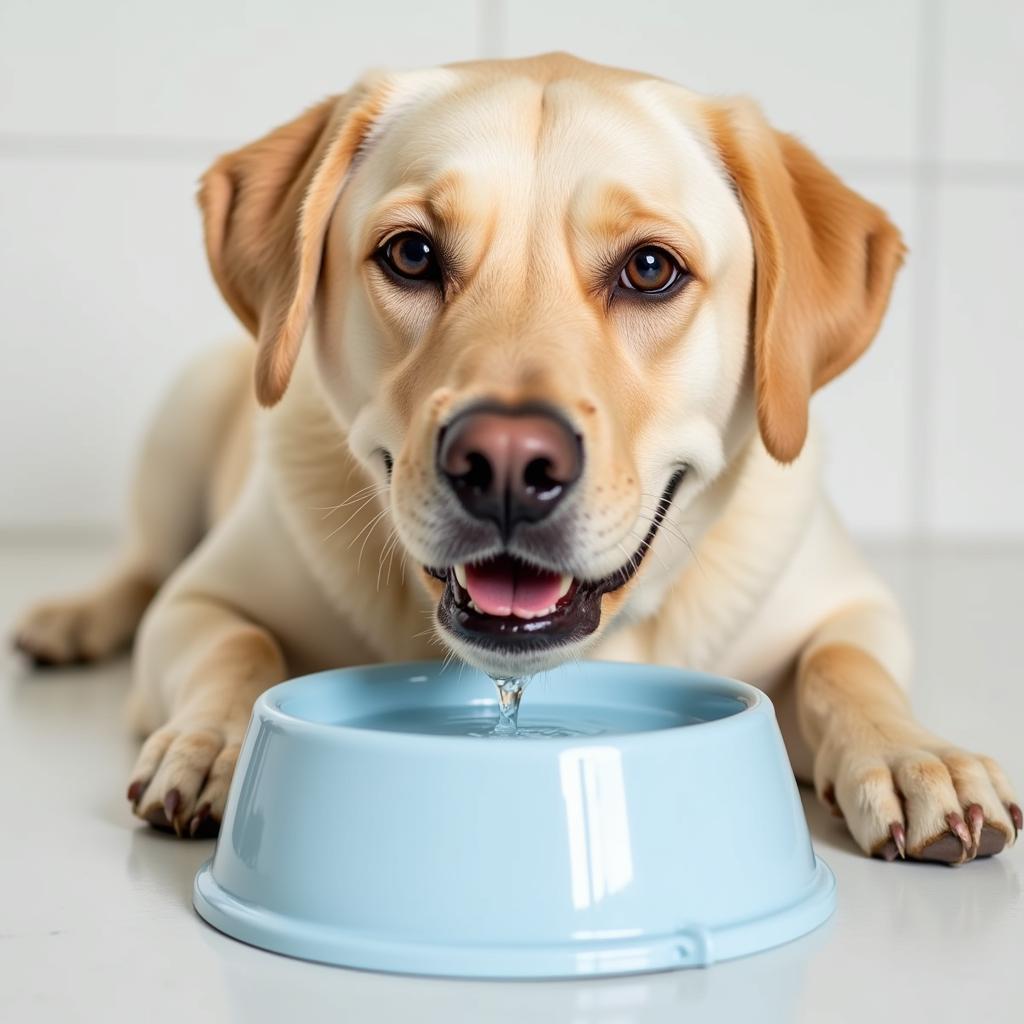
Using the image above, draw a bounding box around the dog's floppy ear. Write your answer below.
[198,81,389,405]
[706,99,906,463]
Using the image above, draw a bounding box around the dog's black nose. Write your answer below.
[438,405,583,538]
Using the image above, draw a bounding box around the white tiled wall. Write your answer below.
[1,1,1020,538]
[504,0,923,165]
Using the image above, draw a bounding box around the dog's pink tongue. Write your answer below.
[464,560,515,616]
[464,557,564,618]
[510,565,564,617]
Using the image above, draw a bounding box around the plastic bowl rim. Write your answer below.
[253,659,772,753]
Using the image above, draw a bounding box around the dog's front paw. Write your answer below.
[13,574,152,666]
[126,718,244,838]
[14,594,119,666]
[815,723,1021,864]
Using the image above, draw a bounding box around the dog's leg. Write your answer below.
[12,343,251,667]
[127,590,286,837]
[785,603,1021,863]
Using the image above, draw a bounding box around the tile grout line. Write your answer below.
[835,159,1024,184]
[477,0,506,59]
[908,0,944,540]
[3,130,1024,183]
[0,133,234,163]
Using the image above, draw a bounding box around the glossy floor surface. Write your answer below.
[2,537,1022,1023]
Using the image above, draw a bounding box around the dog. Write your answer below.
[14,53,1020,862]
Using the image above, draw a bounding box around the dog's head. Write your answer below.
[199,54,904,677]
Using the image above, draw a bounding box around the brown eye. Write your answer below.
[619,246,683,293]
[379,231,441,282]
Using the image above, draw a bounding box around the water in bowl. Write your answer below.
[338,669,709,738]
[343,701,694,738]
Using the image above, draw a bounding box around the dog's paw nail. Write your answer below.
[163,788,181,822]
[189,804,211,838]
[947,812,972,860]
[1009,803,1023,837]
[142,803,173,833]
[890,821,906,859]
[873,821,906,862]
[875,839,898,861]
[126,780,144,805]
[966,803,985,849]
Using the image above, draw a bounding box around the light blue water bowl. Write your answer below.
[193,661,835,978]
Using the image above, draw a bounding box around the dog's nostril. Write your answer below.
[523,457,561,499]
[457,451,493,493]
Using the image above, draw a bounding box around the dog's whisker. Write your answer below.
[634,505,702,563]
[312,493,371,517]
[410,625,442,643]
[377,528,402,591]
[376,525,399,564]
[384,530,404,589]
[635,508,696,549]
[380,541,397,590]
[326,484,389,515]
[311,482,388,520]
[321,493,385,542]
[352,508,392,570]
[638,492,699,526]
[343,504,391,550]
[614,541,640,588]
[375,530,395,591]
[624,529,671,575]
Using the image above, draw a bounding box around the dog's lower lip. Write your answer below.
[427,467,686,651]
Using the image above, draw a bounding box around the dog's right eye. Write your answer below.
[377,232,442,284]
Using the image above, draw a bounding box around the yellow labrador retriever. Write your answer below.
[14,54,1019,863]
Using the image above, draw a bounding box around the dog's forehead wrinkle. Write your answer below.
[375,72,658,194]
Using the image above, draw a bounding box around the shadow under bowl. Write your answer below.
[194,660,834,978]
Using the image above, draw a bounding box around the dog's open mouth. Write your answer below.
[428,468,685,653]
[438,555,594,649]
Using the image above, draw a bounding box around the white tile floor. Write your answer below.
[2,537,1022,1023]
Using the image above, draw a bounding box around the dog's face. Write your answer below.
[200,55,903,677]
[318,63,755,676]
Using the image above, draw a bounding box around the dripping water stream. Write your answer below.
[490,676,530,736]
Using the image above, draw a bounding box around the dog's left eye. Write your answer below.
[377,232,441,283]
[618,246,684,294]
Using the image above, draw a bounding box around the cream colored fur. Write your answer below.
[15,54,1018,861]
